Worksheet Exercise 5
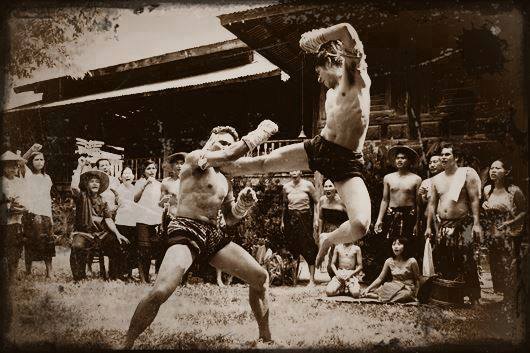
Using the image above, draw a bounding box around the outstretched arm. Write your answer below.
[188,120,278,171]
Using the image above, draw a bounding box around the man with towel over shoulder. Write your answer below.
[424,143,483,305]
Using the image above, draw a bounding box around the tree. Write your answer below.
[6,6,121,80]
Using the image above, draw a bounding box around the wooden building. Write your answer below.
[3,39,308,183]
[218,1,528,190]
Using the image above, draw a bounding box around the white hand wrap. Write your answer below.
[232,187,257,218]
[241,120,278,152]
[300,28,327,53]
[197,151,210,170]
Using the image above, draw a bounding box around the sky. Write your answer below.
[4,1,278,109]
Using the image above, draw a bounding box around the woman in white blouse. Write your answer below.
[134,160,163,283]
[21,144,55,278]
[113,166,138,281]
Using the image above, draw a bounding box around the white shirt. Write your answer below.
[24,166,53,218]
[1,176,27,225]
[115,183,138,227]
[135,178,163,225]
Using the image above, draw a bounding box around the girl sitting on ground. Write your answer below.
[361,237,420,303]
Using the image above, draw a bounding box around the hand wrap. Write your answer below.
[241,120,278,152]
[232,187,257,218]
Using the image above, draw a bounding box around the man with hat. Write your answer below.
[69,157,130,281]
[374,145,422,262]
[160,152,187,220]
[1,151,28,279]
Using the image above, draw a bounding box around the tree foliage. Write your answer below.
[7,6,121,79]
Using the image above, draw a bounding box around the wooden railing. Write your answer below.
[246,138,303,157]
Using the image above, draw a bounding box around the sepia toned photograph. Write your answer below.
[1,0,528,351]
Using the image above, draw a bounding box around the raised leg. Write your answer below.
[316,177,371,267]
[123,244,194,349]
[210,242,271,341]
[221,142,310,176]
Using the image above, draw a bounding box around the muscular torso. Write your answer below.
[432,170,471,219]
[335,244,360,270]
[176,163,230,225]
[386,172,421,208]
[320,74,370,152]
[284,180,313,211]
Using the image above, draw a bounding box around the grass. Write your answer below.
[4,247,526,351]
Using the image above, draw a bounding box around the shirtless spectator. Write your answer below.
[374,146,422,262]
[418,154,444,233]
[325,242,362,298]
[281,170,319,286]
[425,143,483,304]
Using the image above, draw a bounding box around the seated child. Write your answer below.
[326,242,363,297]
[361,237,420,303]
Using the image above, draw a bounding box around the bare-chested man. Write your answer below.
[325,242,363,298]
[123,121,278,348]
[418,154,443,232]
[159,152,186,232]
[374,146,422,261]
[281,170,319,286]
[425,143,483,304]
[220,23,371,268]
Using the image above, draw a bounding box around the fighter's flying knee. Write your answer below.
[251,267,269,291]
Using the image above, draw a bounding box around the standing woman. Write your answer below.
[482,159,526,301]
[21,144,55,278]
[134,160,163,283]
[318,179,348,278]
[113,166,138,281]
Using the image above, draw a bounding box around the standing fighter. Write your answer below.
[425,143,483,304]
[123,121,277,348]
[221,23,372,267]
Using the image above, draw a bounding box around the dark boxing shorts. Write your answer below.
[303,135,365,182]
[166,217,232,264]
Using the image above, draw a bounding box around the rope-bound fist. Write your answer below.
[300,28,327,53]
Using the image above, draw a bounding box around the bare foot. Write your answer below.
[307,281,316,287]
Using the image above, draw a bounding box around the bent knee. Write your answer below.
[348,216,370,236]
[250,267,269,292]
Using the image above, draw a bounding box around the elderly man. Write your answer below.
[123,121,278,348]
[425,143,483,304]
[281,170,319,286]
[70,162,130,281]
[374,145,422,261]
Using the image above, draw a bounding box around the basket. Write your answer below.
[429,278,465,306]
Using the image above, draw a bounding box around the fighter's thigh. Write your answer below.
[209,242,267,288]
[262,142,310,172]
[153,244,194,293]
[335,177,371,221]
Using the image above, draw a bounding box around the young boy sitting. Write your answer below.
[325,242,363,298]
